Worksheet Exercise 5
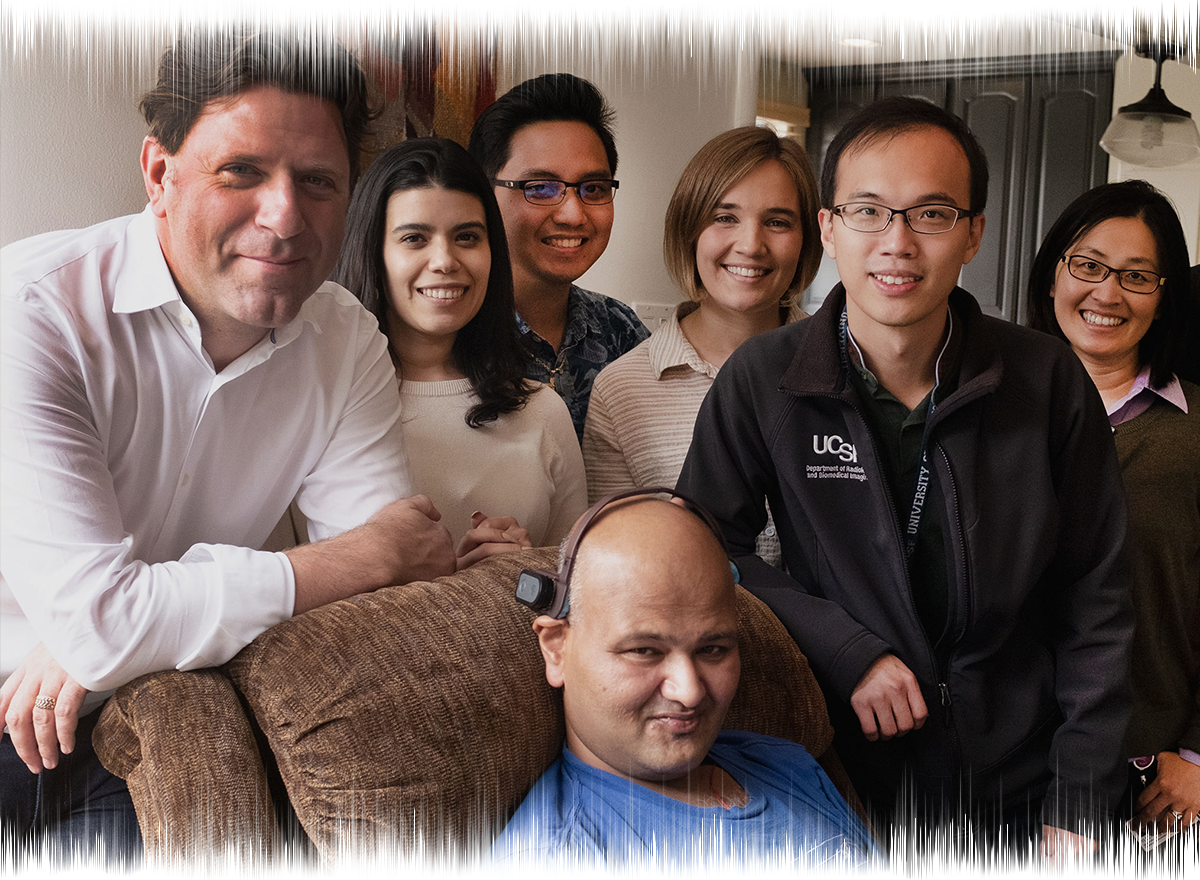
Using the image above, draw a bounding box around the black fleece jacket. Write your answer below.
[678,286,1134,833]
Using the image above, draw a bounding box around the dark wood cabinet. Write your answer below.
[803,53,1116,323]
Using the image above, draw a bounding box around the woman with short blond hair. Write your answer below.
[582,126,822,564]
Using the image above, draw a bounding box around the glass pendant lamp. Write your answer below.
[1100,43,1200,169]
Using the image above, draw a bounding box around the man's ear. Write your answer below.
[818,207,837,259]
[532,616,569,689]
[141,136,170,218]
[961,212,986,266]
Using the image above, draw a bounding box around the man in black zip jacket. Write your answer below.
[678,97,1132,862]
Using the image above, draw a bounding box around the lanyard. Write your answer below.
[839,306,946,560]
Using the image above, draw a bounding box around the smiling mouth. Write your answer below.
[244,254,304,267]
[724,265,769,278]
[651,713,702,735]
[871,272,922,286]
[544,236,584,249]
[418,287,467,301]
[1082,310,1124,327]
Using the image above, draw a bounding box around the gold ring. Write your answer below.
[34,695,57,711]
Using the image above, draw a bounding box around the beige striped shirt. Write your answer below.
[582,301,805,567]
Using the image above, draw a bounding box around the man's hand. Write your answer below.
[849,653,928,741]
[0,643,88,774]
[455,512,532,570]
[1040,825,1097,865]
[360,494,457,584]
[287,494,455,614]
[1134,751,1200,831]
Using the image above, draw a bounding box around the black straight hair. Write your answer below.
[468,73,617,180]
[1026,179,1197,388]
[819,96,989,214]
[333,137,532,426]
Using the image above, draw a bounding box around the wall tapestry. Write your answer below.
[175,0,518,156]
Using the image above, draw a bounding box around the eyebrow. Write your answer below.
[512,169,612,181]
[617,629,739,643]
[715,201,799,218]
[219,152,346,180]
[843,190,964,206]
[390,220,487,235]
[1072,245,1157,266]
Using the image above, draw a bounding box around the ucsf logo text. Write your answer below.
[812,434,858,463]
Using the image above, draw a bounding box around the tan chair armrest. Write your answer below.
[93,668,278,862]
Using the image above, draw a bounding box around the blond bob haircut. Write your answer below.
[664,126,822,305]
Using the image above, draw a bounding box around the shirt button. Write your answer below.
[181,474,190,487]
[764,525,776,537]
[182,315,194,328]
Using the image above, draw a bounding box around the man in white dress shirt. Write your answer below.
[0,30,455,857]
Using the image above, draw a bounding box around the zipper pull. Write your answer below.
[939,682,952,726]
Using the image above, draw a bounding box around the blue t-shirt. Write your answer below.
[492,729,878,866]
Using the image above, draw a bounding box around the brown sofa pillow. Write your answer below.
[227,547,835,857]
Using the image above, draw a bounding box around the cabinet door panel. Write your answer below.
[956,78,1028,320]
[1017,74,1112,322]
[806,85,873,182]
[873,79,945,105]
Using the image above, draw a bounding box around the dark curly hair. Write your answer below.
[334,137,532,427]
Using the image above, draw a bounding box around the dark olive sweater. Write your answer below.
[1115,379,1200,757]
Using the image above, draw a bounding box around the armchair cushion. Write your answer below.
[226,547,838,856]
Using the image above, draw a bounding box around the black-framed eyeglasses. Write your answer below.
[1060,255,1165,294]
[492,178,619,206]
[832,202,977,235]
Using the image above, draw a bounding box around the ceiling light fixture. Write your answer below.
[1100,42,1200,168]
[840,38,880,48]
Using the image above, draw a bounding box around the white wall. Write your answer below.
[1,28,756,319]
[506,36,757,311]
[1106,52,1200,263]
[1,43,158,246]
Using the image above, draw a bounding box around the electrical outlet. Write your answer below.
[632,302,675,332]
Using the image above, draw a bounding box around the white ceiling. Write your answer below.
[763,0,1128,69]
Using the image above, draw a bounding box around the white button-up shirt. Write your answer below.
[1,207,411,710]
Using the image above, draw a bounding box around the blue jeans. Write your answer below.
[0,706,142,865]
[873,797,1099,878]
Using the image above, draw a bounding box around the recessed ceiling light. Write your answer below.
[841,38,880,48]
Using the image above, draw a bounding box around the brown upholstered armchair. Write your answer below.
[93,547,858,861]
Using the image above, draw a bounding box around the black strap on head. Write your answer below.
[515,486,734,619]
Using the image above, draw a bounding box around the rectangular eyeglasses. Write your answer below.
[493,178,619,206]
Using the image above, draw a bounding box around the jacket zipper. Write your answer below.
[800,390,965,778]
[933,444,967,771]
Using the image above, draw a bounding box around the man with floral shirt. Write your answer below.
[470,74,649,440]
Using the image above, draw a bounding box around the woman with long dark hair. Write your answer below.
[336,138,586,567]
[1027,179,1199,835]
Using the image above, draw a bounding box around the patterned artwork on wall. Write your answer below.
[178,1,520,158]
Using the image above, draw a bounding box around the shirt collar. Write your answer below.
[649,299,811,381]
[1108,365,1189,425]
[111,206,183,315]
[514,285,595,348]
[561,285,602,348]
[844,304,961,404]
[647,301,714,379]
[110,205,321,354]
